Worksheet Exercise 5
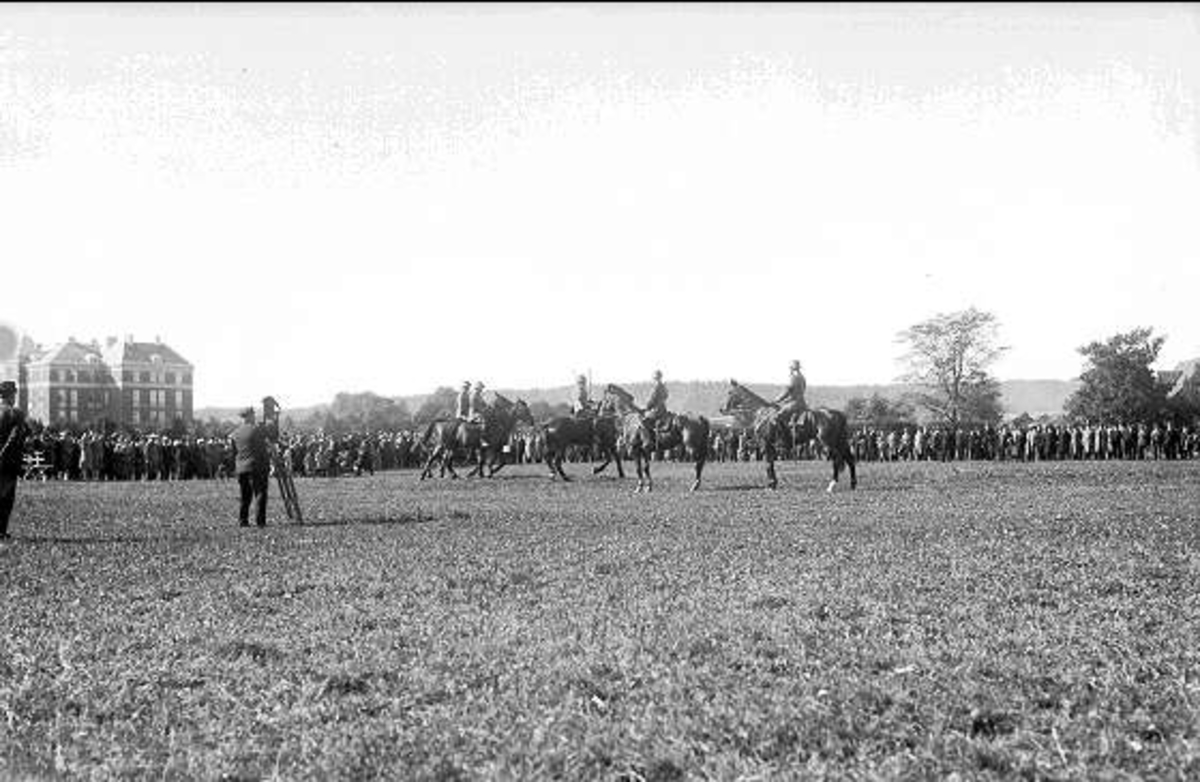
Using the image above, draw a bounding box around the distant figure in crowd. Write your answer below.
[572,374,592,417]
[643,369,670,436]
[231,405,269,527]
[0,381,28,541]
[455,381,471,422]
[774,359,808,425]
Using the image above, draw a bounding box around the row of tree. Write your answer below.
[873,308,1197,431]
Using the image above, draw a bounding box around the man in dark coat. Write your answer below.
[773,359,808,426]
[643,369,670,435]
[231,406,269,527]
[0,381,28,540]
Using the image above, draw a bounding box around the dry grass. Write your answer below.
[2,460,1198,779]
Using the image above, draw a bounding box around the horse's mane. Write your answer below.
[604,383,635,404]
[729,380,772,408]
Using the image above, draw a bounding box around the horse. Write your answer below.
[540,402,624,482]
[419,395,536,480]
[598,384,656,492]
[719,379,857,492]
[466,394,535,478]
[601,383,711,492]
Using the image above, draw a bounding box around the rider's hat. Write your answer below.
[462,380,471,388]
[475,381,485,389]
[577,374,587,384]
[653,369,662,379]
[790,359,801,371]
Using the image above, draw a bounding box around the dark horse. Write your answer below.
[419,395,534,480]
[540,403,623,482]
[719,380,857,491]
[601,383,711,492]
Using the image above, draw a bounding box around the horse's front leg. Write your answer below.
[764,443,778,490]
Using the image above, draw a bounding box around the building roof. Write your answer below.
[27,340,104,367]
[102,340,191,368]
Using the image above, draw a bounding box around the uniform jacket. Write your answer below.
[644,382,669,415]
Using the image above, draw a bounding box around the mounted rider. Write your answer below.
[773,359,808,426]
[643,369,670,437]
[455,381,472,422]
[571,374,593,418]
[468,381,489,424]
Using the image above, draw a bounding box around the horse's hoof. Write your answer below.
[826,481,836,493]
[690,481,700,492]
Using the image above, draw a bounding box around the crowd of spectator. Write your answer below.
[15,418,1200,482]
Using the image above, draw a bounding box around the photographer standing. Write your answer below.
[231,406,269,527]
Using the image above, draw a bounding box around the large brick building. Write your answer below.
[20,335,194,429]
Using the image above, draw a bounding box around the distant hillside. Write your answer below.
[197,378,1082,425]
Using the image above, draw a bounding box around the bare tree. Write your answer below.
[896,307,1007,428]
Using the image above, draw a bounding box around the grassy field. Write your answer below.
[2,459,1199,780]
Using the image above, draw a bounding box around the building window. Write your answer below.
[165,372,175,384]
[122,371,132,382]
[140,372,151,383]
[50,370,59,383]
[183,373,192,385]
[175,391,184,409]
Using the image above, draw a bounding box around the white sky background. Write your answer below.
[2,3,1198,408]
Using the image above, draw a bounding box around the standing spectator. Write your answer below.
[231,406,270,527]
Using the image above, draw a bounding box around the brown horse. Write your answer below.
[719,380,857,491]
[602,383,711,492]
[420,395,536,480]
[467,394,536,478]
[540,403,623,482]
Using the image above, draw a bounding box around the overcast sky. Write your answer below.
[2,3,1198,408]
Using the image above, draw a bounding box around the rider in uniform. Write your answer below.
[773,359,808,425]
[455,381,472,422]
[571,374,592,418]
[468,381,488,424]
[643,369,670,437]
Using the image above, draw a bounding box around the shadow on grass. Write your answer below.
[712,483,771,492]
[14,535,152,545]
[294,512,438,529]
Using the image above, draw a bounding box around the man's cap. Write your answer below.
[475,381,485,388]
[0,380,15,396]
[653,369,662,379]
[577,374,587,384]
[239,407,255,420]
[462,381,471,388]
[790,359,801,371]
[262,395,279,408]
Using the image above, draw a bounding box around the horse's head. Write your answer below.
[720,379,748,414]
[513,399,535,427]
